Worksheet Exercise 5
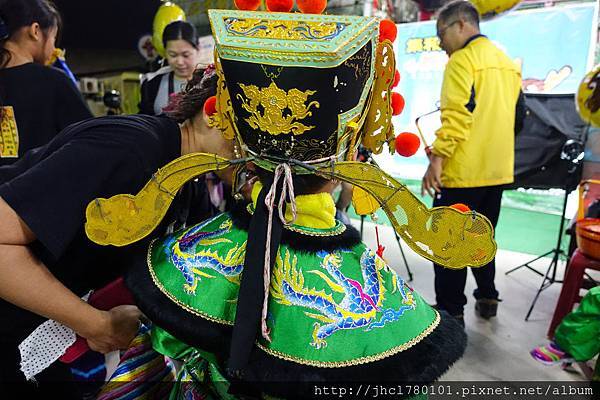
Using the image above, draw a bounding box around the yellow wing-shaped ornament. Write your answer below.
[85,153,233,246]
[320,162,497,269]
[351,186,380,216]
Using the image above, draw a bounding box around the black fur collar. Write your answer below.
[228,199,361,254]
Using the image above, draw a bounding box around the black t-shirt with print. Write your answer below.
[0,115,190,349]
[0,114,220,385]
[0,63,92,166]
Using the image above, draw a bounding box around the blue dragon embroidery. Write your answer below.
[166,217,245,295]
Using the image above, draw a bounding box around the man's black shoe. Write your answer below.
[475,298,499,319]
[454,314,465,328]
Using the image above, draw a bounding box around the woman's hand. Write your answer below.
[80,305,142,354]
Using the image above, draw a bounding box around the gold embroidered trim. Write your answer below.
[255,310,441,368]
[285,222,346,237]
[147,239,234,326]
[225,18,348,42]
[213,24,378,67]
[245,204,347,237]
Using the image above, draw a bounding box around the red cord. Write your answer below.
[375,225,385,258]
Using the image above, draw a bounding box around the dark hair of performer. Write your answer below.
[164,68,214,121]
[165,68,234,160]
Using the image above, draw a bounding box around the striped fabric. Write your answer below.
[97,326,175,400]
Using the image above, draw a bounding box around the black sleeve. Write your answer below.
[0,136,143,262]
[0,147,45,184]
[515,90,526,136]
[138,79,156,115]
[53,68,93,131]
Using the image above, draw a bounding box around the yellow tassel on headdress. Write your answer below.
[361,40,396,155]
[206,53,236,140]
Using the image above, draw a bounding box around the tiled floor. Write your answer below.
[356,219,596,382]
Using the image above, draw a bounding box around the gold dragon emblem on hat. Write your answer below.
[237,81,320,136]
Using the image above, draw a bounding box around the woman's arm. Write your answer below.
[0,197,141,353]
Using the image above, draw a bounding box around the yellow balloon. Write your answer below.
[470,0,522,19]
[576,65,600,128]
[152,2,186,58]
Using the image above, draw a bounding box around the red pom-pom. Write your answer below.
[297,0,327,14]
[379,19,397,43]
[234,0,261,10]
[391,92,405,116]
[393,70,400,88]
[394,132,420,157]
[266,0,293,12]
[204,96,217,116]
[450,203,471,213]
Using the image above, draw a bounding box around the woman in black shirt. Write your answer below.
[0,66,231,393]
[0,0,92,166]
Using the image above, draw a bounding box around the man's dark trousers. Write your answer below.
[433,185,504,316]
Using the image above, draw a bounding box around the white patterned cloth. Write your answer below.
[18,320,76,381]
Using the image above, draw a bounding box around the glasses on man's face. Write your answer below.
[437,20,459,40]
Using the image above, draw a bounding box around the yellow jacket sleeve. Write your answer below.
[432,52,474,158]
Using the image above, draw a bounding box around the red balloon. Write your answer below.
[203,96,217,116]
[391,92,405,116]
[266,0,294,12]
[450,203,471,212]
[379,19,397,43]
[234,0,261,10]
[395,132,420,157]
[297,0,327,14]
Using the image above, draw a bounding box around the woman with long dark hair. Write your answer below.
[0,0,91,166]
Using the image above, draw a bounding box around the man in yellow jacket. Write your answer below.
[422,0,524,324]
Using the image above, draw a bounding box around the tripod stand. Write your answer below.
[504,186,569,320]
[359,215,414,281]
[505,139,584,320]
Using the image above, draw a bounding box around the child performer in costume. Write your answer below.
[531,286,600,381]
[84,6,499,398]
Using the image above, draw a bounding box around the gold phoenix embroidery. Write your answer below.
[237,82,319,136]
